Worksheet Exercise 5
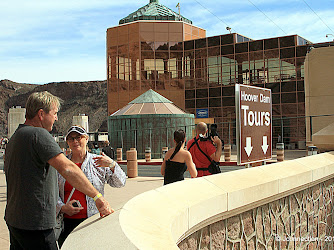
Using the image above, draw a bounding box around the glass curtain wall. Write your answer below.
[184,34,308,146]
[108,22,309,147]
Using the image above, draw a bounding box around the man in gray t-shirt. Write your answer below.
[4,91,113,249]
[5,125,62,230]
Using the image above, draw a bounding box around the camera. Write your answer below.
[72,200,82,208]
[199,124,224,148]
[209,123,219,138]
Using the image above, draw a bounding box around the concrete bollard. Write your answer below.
[251,162,262,167]
[126,148,138,178]
[307,146,318,156]
[276,143,284,162]
[116,148,122,161]
[224,144,231,162]
[145,147,151,162]
[162,147,168,159]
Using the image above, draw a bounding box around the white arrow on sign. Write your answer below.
[261,136,269,154]
[244,137,253,157]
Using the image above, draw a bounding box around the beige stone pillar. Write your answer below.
[117,148,122,161]
[145,147,151,162]
[126,148,138,178]
[162,147,168,159]
[276,143,284,162]
[224,144,231,162]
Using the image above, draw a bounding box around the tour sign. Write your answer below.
[235,84,272,165]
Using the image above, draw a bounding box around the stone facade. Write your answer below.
[179,178,334,249]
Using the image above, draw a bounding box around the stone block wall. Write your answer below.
[179,178,334,249]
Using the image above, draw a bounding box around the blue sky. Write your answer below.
[1,0,333,84]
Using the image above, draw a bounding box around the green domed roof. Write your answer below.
[129,89,172,104]
[119,0,192,25]
[111,89,188,116]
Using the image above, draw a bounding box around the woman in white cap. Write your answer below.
[56,125,126,247]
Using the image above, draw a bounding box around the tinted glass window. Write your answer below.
[208,36,220,47]
[170,42,183,51]
[297,81,304,91]
[221,34,234,45]
[185,90,195,99]
[281,92,296,103]
[249,40,263,51]
[196,98,208,108]
[264,38,278,50]
[235,42,248,53]
[210,98,222,107]
[222,86,234,96]
[185,99,195,108]
[222,96,235,106]
[272,93,280,104]
[297,92,305,102]
[296,45,308,57]
[266,82,280,93]
[196,88,208,98]
[280,47,295,58]
[184,40,194,50]
[281,81,296,92]
[280,36,295,48]
[221,45,234,55]
[209,108,222,117]
[195,38,207,49]
[209,87,222,97]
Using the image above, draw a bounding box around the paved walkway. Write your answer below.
[0,170,164,250]
[0,149,308,249]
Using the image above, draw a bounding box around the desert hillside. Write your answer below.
[0,79,108,137]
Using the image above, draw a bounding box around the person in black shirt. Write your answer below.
[161,129,197,185]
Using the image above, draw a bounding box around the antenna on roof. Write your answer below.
[176,3,180,21]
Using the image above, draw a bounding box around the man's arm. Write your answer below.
[210,136,222,162]
[49,153,113,217]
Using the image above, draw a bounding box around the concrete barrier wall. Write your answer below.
[63,152,334,249]
[179,178,334,249]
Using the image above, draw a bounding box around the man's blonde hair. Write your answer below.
[25,91,62,119]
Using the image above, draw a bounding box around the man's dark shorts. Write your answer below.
[7,224,58,250]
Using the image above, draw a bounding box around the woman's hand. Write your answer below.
[93,152,116,171]
[60,200,84,216]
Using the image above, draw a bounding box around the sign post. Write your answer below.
[235,84,272,165]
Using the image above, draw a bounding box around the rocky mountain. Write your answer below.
[0,79,108,137]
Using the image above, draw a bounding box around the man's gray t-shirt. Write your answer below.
[4,124,63,230]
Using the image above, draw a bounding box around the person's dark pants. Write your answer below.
[7,224,58,250]
[57,218,87,248]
